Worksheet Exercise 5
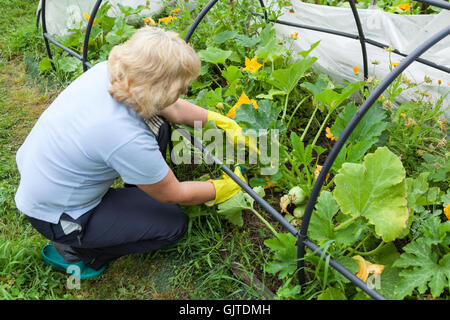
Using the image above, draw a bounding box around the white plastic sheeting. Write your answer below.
[269,1,449,117]
[37,0,162,35]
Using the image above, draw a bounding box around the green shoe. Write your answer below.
[42,244,107,279]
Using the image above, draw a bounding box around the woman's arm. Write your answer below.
[138,168,216,206]
[159,98,208,127]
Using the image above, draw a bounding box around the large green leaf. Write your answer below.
[38,57,53,72]
[217,192,247,227]
[308,191,366,247]
[333,147,409,242]
[221,65,242,83]
[267,57,317,94]
[255,25,286,61]
[393,238,450,298]
[317,287,347,300]
[212,30,238,43]
[105,16,135,45]
[198,47,232,64]
[234,34,260,48]
[330,101,387,143]
[300,73,330,96]
[298,40,320,58]
[264,232,298,279]
[315,81,365,111]
[290,132,313,167]
[57,56,80,73]
[309,191,339,242]
[330,101,388,171]
[235,100,285,134]
[217,187,265,226]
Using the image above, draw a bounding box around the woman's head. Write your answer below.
[107,27,201,118]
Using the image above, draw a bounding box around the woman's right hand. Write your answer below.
[204,165,246,206]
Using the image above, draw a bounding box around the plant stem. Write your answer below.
[250,208,278,236]
[281,92,290,122]
[287,95,310,131]
[347,233,371,255]
[300,101,319,142]
[348,240,386,257]
[311,109,332,148]
[334,215,360,232]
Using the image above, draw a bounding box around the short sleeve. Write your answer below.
[106,132,169,185]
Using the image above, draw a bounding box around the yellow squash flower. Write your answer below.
[315,165,323,179]
[438,118,447,133]
[143,17,156,26]
[444,203,450,220]
[226,91,258,118]
[263,176,276,189]
[400,113,406,117]
[391,62,400,67]
[171,8,181,13]
[158,16,177,25]
[353,66,359,74]
[405,117,416,127]
[325,127,338,142]
[290,32,299,40]
[314,164,330,183]
[397,3,411,10]
[353,255,384,282]
[243,57,263,74]
[83,12,97,26]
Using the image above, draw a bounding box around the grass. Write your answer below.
[0,0,285,300]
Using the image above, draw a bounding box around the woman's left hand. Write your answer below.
[207,111,259,156]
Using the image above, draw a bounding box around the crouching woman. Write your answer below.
[14,27,247,278]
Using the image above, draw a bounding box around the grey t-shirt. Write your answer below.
[15,61,169,224]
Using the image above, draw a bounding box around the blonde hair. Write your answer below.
[107,27,201,118]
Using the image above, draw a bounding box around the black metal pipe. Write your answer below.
[184,0,220,43]
[297,24,450,288]
[364,38,450,74]
[253,13,360,39]
[36,8,41,30]
[348,0,369,80]
[258,0,268,21]
[41,0,56,71]
[82,0,103,72]
[414,0,450,10]
[303,239,387,299]
[43,33,85,63]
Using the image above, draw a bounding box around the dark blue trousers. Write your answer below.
[25,120,188,270]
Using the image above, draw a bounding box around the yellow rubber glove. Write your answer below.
[207,111,259,155]
[205,166,246,206]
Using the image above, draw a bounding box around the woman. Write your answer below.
[14,27,249,278]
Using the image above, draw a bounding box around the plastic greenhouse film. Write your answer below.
[266,1,449,118]
[36,0,163,35]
